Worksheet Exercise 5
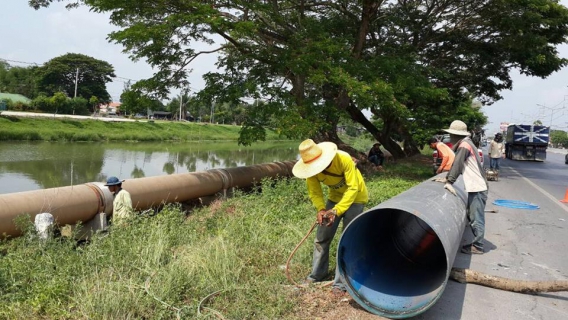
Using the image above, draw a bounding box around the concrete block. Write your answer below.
[61,212,107,240]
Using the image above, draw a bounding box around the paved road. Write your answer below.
[416,148,568,320]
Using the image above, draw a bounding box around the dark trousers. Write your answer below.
[467,190,488,249]
[369,154,384,166]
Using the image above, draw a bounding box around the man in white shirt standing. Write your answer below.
[488,132,505,171]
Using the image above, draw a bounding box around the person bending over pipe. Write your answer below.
[292,139,369,294]
[104,176,134,226]
[434,120,488,255]
[429,136,455,174]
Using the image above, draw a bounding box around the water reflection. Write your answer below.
[0,141,299,194]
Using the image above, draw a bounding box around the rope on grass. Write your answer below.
[197,290,227,319]
[285,221,332,288]
[492,199,540,210]
[144,272,188,319]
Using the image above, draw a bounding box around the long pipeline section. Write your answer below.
[337,175,468,318]
[0,161,295,238]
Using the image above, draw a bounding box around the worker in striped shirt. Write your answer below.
[439,120,488,255]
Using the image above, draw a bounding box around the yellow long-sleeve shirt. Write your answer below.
[306,150,368,216]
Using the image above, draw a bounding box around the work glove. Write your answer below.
[444,183,457,196]
[432,177,447,183]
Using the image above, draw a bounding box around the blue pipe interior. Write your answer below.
[338,208,448,317]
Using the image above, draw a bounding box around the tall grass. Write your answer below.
[0,156,431,319]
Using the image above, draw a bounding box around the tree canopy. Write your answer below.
[35,53,115,102]
[0,61,38,98]
[30,0,568,156]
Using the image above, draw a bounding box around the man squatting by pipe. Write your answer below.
[292,139,368,294]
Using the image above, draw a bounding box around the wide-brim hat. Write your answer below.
[292,139,338,179]
[104,176,124,186]
[443,120,470,136]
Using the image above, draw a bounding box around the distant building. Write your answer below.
[99,102,122,115]
[150,111,173,120]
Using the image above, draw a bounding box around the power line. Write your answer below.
[1,56,201,97]
[0,58,41,66]
[1,57,139,83]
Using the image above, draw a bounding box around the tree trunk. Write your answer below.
[450,268,568,294]
[398,127,421,156]
[314,122,378,175]
[344,101,406,159]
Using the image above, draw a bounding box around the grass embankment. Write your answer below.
[0,158,432,319]
[0,115,282,142]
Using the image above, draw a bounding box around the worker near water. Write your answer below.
[436,120,488,255]
[368,142,385,167]
[429,136,455,174]
[104,176,134,225]
[488,132,505,171]
[292,139,368,294]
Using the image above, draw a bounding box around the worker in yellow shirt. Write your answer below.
[292,139,368,295]
[104,176,134,226]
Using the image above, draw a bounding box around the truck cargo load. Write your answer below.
[505,124,549,161]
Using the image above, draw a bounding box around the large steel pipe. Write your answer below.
[0,161,295,238]
[0,183,113,237]
[337,176,467,318]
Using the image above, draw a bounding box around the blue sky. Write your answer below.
[2,1,568,134]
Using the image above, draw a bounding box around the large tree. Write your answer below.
[120,88,164,116]
[30,1,568,157]
[35,53,115,102]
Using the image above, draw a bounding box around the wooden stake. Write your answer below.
[450,268,568,294]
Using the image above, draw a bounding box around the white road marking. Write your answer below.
[507,167,568,214]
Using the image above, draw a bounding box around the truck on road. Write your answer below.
[505,124,549,161]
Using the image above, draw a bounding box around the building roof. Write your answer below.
[99,102,121,108]
[0,92,32,104]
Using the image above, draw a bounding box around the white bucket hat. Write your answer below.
[292,139,338,179]
[443,120,471,136]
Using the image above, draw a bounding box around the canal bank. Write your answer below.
[0,111,283,142]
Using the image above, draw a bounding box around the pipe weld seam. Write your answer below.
[86,183,105,214]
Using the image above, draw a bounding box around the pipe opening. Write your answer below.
[338,208,448,317]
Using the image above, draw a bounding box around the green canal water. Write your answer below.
[0,141,299,194]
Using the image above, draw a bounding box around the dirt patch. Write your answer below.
[290,286,389,320]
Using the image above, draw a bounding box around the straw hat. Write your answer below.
[443,120,471,136]
[292,139,338,179]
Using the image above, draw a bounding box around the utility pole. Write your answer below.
[179,92,183,121]
[210,100,215,124]
[74,68,79,98]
